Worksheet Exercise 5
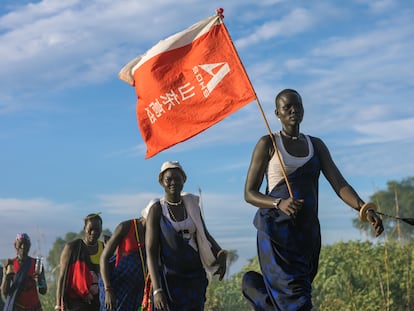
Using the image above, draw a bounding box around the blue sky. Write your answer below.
[1,0,413,272]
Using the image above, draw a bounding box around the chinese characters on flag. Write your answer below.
[119,12,256,158]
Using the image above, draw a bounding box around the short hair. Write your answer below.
[275,89,302,108]
[84,213,103,226]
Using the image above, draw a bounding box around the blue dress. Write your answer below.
[99,220,146,311]
[157,213,208,311]
[243,147,321,311]
[99,251,146,311]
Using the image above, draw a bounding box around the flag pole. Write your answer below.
[217,8,293,198]
[253,98,294,199]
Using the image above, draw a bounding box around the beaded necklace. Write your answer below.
[165,200,191,240]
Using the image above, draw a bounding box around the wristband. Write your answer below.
[54,306,62,311]
[153,288,163,296]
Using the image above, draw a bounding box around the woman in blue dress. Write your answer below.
[99,217,146,311]
[243,89,384,310]
[144,161,227,311]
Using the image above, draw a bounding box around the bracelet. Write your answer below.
[54,306,62,311]
[105,286,112,292]
[359,202,377,222]
[153,288,163,296]
[217,249,226,258]
[5,265,13,275]
[273,198,282,210]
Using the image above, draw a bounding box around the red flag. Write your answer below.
[119,12,256,158]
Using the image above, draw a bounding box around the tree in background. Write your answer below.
[47,233,78,270]
[205,256,258,311]
[313,240,414,311]
[353,177,414,241]
[204,241,414,311]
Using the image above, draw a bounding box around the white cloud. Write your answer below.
[95,192,156,215]
[284,58,307,70]
[0,197,79,259]
[236,8,315,48]
[0,1,211,103]
[354,117,414,144]
[355,0,396,14]
[312,22,412,59]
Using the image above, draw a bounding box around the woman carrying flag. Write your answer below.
[242,89,384,310]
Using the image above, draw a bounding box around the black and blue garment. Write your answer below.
[243,135,321,311]
[157,202,208,311]
[99,219,146,311]
[99,252,146,311]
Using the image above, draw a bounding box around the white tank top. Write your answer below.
[267,132,314,192]
[160,199,198,251]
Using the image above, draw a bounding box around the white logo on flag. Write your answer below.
[193,62,230,98]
